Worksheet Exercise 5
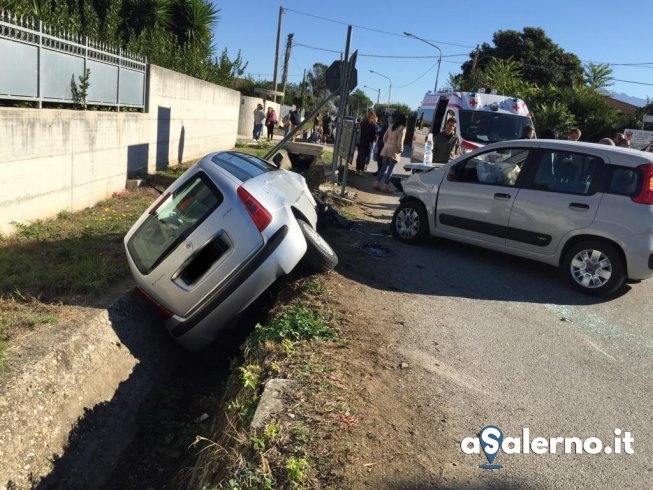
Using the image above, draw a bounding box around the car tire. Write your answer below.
[392,199,428,244]
[561,240,625,296]
[297,219,338,272]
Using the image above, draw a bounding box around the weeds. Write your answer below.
[191,276,353,489]
[285,457,309,488]
[299,279,323,296]
[239,364,261,390]
[247,305,335,348]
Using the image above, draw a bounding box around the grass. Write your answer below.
[190,277,356,489]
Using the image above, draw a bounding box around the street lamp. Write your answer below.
[369,70,392,104]
[404,31,442,93]
[364,85,380,107]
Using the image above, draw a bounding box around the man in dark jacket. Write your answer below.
[433,117,461,163]
[355,111,378,175]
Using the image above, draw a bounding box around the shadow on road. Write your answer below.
[323,215,630,307]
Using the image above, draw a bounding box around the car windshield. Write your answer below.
[127,172,223,274]
[211,151,275,181]
[458,110,532,144]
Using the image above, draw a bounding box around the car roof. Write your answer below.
[478,139,653,166]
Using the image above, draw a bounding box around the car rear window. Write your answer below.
[127,172,223,274]
[530,151,601,195]
[210,152,275,181]
[606,166,641,196]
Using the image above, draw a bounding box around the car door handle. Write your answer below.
[569,203,590,210]
[494,193,511,200]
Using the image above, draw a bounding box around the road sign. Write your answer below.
[325,60,358,93]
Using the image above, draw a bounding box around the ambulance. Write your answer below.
[410,89,534,163]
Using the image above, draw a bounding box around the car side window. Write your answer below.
[448,148,528,187]
[530,151,601,195]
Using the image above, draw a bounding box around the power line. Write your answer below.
[282,6,475,50]
[267,9,653,95]
[613,78,653,87]
[283,6,653,73]
[293,42,468,60]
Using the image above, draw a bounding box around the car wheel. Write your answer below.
[561,241,625,296]
[297,219,339,272]
[392,200,428,244]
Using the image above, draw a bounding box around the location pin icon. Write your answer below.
[480,425,503,465]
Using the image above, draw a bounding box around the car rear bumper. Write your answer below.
[166,220,307,351]
[623,234,653,280]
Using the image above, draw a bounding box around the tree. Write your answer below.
[346,89,373,117]
[476,58,535,100]
[528,87,577,136]
[170,0,218,53]
[211,48,248,86]
[583,62,614,92]
[306,63,329,101]
[563,84,622,141]
[460,27,583,90]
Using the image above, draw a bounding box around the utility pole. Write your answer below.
[272,6,284,103]
[299,68,306,110]
[280,33,293,106]
[470,44,480,91]
[471,44,480,73]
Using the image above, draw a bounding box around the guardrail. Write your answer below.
[0,9,146,110]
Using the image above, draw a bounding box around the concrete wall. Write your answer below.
[0,65,240,235]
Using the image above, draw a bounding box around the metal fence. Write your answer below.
[0,9,146,110]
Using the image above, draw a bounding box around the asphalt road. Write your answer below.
[386,237,651,488]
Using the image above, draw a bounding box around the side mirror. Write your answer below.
[272,153,283,167]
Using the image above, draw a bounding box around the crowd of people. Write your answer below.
[532,126,649,149]
[252,102,653,196]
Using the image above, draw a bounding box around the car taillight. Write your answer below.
[632,164,653,204]
[237,186,272,231]
[137,287,173,319]
[460,140,478,154]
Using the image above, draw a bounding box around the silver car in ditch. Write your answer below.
[124,151,338,351]
[392,139,653,296]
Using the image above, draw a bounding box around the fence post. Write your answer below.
[117,47,121,112]
[37,19,42,108]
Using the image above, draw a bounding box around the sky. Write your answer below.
[210,1,653,110]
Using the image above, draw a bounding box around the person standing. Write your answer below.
[614,133,631,148]
[321,112,332,144]
[265,107,277,141]
[567,127,582,141]
[540,128,558,139]
[355,111,378,176]
[288,106,301,141]
[432,117,461,164]
[372,115,388,176]
[374,112,406,192]
[253,103,266,141]
[521,124,535,139]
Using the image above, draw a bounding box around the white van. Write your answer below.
[411,89,534,163]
